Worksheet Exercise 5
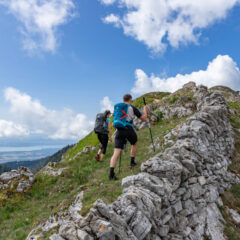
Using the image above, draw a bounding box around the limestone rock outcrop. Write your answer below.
[27,84,239,240]
[0,167,35,194]
[41,162,68,177]
[26,192,84,240]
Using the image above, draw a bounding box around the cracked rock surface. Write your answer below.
[0,167,35,194]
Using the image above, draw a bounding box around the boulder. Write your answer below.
[0,167,35,194]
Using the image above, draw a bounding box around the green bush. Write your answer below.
[228,102,240,111]
[155,110,163,121]
[168,96,179,104]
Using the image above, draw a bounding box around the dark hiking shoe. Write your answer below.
[95,154,100,161]
[109,175,118,181]
[130,161,137,168]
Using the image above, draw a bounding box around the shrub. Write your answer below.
[168,96,179,104]
[155,110,163,121]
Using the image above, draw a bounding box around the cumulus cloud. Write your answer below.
[102,0,240,53]
[100,96,114,113]
[131,55,240,95]
[0,0,75,53]
[4,88,93,140]
[0,120,29,138]
[100,0,116,5]
[103,14,121,27]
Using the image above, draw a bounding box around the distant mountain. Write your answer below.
[0,134,74,148]
[1,144,73,173]
[0,164,11,174]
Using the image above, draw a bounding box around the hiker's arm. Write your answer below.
[140,105,148,122]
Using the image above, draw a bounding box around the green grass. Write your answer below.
[228,102,240,111]
[221,104,240,240]
[65,131,99,160]
[220,205,240,240]
[132,92,170,108]
[0,117,184,239]
[229,117,240,128]
[168,96,179,104]
[210,85,237,94]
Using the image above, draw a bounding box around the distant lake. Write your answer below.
[0,145,64,164]
[0,145,63,152]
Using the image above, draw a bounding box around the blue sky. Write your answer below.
[0,0,240,145]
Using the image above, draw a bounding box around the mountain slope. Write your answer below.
[0,92,186,239]
[0,83,240,240]
[0,164,11,174]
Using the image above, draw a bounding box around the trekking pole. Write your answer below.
[143,97,155,152]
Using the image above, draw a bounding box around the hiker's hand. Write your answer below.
[109,137,113,142]
[144,105,148,112]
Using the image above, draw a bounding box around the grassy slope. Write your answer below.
[0,91,239,240]
[0,107,185,239]
[219,101,240,240]
[132,92,170,108]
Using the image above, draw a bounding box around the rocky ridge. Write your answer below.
[133,82,197,130]
[26,84,240,240]
[0,167,35,196]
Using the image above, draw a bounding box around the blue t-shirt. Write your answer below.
[104,118,111,134]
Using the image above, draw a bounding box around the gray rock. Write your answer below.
[205,203,225,240]
[0,167,35,194]
[77,230,94,240]
[0,170,21,183]
[49,234,65,240]
[59,222,78,240]
[159,225,169,237]
[189,184,204,199]
[226,207,240,225]
[183,82,196,90]
[183,199,197,216]
[172,200,182,214]
[198,176,206,186]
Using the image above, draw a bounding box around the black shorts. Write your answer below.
[115,126,138,149]
[97,133,109,154]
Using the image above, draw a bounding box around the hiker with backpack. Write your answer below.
[94,110,112,162]
[109,94,148,180]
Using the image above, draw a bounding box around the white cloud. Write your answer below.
[100,96,114,113]
[102,0,240,53]
[0,0,75,53]
[100,0,116,5]
[131,55,240,95]
[103,14,121,27]
[4,88,93,140]
[0,120,29,138]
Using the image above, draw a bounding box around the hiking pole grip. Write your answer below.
[143,97,146,106]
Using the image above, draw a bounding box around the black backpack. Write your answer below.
[94,113,107,134]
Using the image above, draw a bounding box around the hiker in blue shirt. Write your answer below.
[94,110,112,162]
[109,94,148,180]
